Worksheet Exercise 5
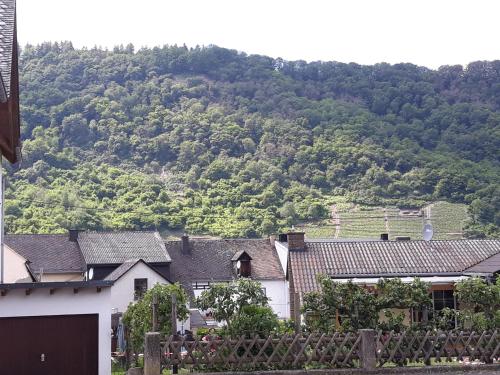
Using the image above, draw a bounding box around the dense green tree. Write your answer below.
[195,279,269,331]
[3,43,497,237]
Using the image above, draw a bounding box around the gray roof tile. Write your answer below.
[79,231,171,265]
[5,234,86,274]
[104,259,141,281]
[290,240,500,297]
[167,238,285,297]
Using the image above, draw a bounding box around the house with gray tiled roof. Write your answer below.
[4,230,173,317]
[278,232,500,322]
[104,259,171,313]
[167,235,289,321]
[77,230,172,281]
[5,233,86,282]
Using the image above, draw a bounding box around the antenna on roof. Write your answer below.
[423,223,433,242]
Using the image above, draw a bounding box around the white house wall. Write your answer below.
[110,262,170,313]
[193,279,290,320]
[261,279,289,319]
[274,242,288,275]
[2,245,31,282]
[0,287,111,375]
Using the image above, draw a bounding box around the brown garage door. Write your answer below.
[0,314,98,375]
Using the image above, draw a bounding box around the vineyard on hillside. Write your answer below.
[298,201,469,240]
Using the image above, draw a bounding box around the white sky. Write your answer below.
[17,0,500,69]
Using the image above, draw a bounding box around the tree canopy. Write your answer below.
[6,42,499,237]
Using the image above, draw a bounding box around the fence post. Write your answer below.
[293,292,301,333]
[144,332,161,375]
[171,294,179,375]
[359,329,376,370]
[152,292,159,332]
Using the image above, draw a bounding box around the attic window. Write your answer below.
[238,259,251,278]
[233,250,253,278]
[134,278,148,300]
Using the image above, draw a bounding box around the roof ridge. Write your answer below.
[305,239,500,244]
[165,238,270,242]
[81,230,159,234]
[5,233,68,236]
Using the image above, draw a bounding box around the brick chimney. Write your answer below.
[181,234,190,253]
[68,229,79,242]
[287,232,305,250]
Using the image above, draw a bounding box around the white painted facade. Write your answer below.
[2,245,32,283]
[0,286,112,375]
[261,279,290,319]
[110,261,170,313]
[274,241,289,275]
[192,278,290,320]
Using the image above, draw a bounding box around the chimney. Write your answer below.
[395,236,411,241]
[287,232,305,250]
[278,233,288,242]
[380,233,389,241]
[269,235,276,247]
[68,229,79,242]
[181,234,190,253]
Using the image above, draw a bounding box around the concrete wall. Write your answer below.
[110,262,170,313]
[2,245,31,282]
[0,286,111,375]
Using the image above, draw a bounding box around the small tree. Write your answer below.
[455,277,500,330]
[195,279,269,332]
[229,305,279,337]
[303,276,432,332]
[302,276,378,331]
[123,283,189,352]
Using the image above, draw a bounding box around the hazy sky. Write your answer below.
[17,0,500,69]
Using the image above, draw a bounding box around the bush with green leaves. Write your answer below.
[302,276,378,332]
[228,305,280,338]
[303,276,432,332]
[454,277,500,330]
[122,283,189,352]
[195,279,269,333]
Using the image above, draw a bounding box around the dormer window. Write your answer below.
[232,250,252,278]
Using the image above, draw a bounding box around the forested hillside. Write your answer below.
[6,42,499,238]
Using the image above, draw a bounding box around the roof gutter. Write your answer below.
[0,280,114,290]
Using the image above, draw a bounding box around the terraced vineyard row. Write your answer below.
[298,201,469,240]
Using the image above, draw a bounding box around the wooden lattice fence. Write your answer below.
[162,332,363,370]
[377,330,500,366]
[154,329,499,372]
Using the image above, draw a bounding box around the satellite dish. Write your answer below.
[88,268,94,281]
[423,223,434,242]
[236,261,241,270]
